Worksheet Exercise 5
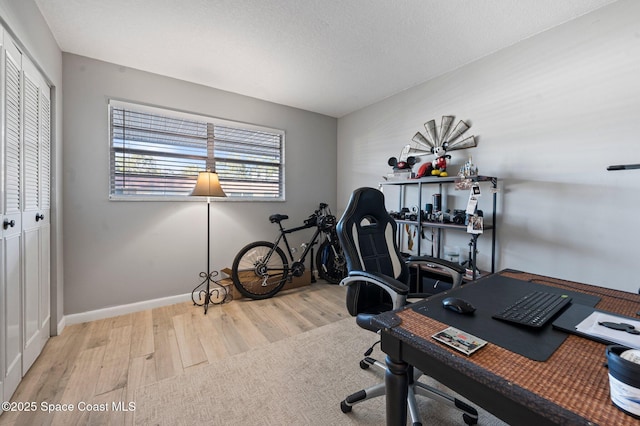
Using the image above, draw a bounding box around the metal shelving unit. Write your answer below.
[380,175,497,280]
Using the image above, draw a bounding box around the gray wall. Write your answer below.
[6,0,638,319]
[0,0,64,333]
[63,53,337,314]
[337,0,640,292]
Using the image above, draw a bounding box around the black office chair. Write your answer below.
[337,187,478,426]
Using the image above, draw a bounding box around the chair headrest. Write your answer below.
[340,187,389,226]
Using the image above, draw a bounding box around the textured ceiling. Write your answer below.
[35,0,617,117]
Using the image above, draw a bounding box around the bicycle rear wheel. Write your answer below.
[232,241,289,299]
[316,240,347,284]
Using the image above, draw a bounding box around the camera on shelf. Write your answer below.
[441,209,468,224]
[429,211,443,222]
[389,207,418,221]
[389,210,403,219]
[452,209,467,225]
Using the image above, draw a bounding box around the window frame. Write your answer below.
[107,99,286,201]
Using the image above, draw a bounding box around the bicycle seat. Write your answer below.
[269,214,289,223]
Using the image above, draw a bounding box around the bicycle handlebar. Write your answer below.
[276,202,335,231]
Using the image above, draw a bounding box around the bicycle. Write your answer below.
[231,203,347,299]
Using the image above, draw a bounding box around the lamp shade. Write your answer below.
[190,171,227,197]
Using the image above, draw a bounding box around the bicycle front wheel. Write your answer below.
[232,241,289,299]
[316,240,347,284]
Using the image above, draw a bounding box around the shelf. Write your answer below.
[395,219,494,231]
[411,262,490,283]
[382,174,498,277]
[381,175,497,186]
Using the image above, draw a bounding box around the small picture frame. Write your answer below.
[467,215,483,234]
[432,326,487,355]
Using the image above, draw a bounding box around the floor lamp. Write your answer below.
[190,169,227,314]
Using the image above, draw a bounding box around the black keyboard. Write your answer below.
[492,291,572,328]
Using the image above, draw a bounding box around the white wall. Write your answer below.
[63,53,337,315]
[0,0,64,333]
[337,0,640,292]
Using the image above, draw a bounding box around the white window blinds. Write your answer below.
[214,125,283,198]
[109,101,284,200]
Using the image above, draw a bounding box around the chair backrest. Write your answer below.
[337,187,409,316]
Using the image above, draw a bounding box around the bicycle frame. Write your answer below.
[271,221,323,265]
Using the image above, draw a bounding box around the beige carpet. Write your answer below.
[134,317,508,425]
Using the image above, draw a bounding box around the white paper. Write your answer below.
[466,195,478,215]
[575,312,640,349]
[466,186,480,215]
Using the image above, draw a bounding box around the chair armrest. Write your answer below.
[340,271,408,310]
[405,256,465,288]
[343,270,409,294]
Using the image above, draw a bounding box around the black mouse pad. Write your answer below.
[411,273,600,361]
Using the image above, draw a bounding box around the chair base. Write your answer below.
[340,356,478,425]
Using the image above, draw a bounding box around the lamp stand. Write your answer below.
[191,199,229,314]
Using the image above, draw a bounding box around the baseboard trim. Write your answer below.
[56,316,66,336]
[64,293,192,326]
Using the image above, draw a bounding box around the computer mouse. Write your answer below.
[442,297,476,315]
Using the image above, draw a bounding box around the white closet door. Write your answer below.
[21,57,49,374]
[39,80,51,337]
[0,24,4,406]
[1,32,23,402]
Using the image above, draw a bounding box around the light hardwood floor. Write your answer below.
[0,281,348,426]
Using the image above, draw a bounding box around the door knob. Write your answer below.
[3,219,15,229]
[35,213,45,222]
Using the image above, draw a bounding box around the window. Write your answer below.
[109,100,285,200]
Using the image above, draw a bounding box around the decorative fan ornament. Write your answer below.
[411,116,476,155]
[407,116,478,177]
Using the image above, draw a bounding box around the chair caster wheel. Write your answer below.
[463,413,478,425]
[359,360,370,369]
[412,422,422,426]
[340,400,352,413]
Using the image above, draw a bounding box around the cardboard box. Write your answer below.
[219,268,311,300]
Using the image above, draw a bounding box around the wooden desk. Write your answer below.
[374,270,640,425]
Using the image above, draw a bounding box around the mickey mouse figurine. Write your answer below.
[409,115,478,178]
[431,146,451,177]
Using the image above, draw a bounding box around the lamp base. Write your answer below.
[191,271,231,314]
